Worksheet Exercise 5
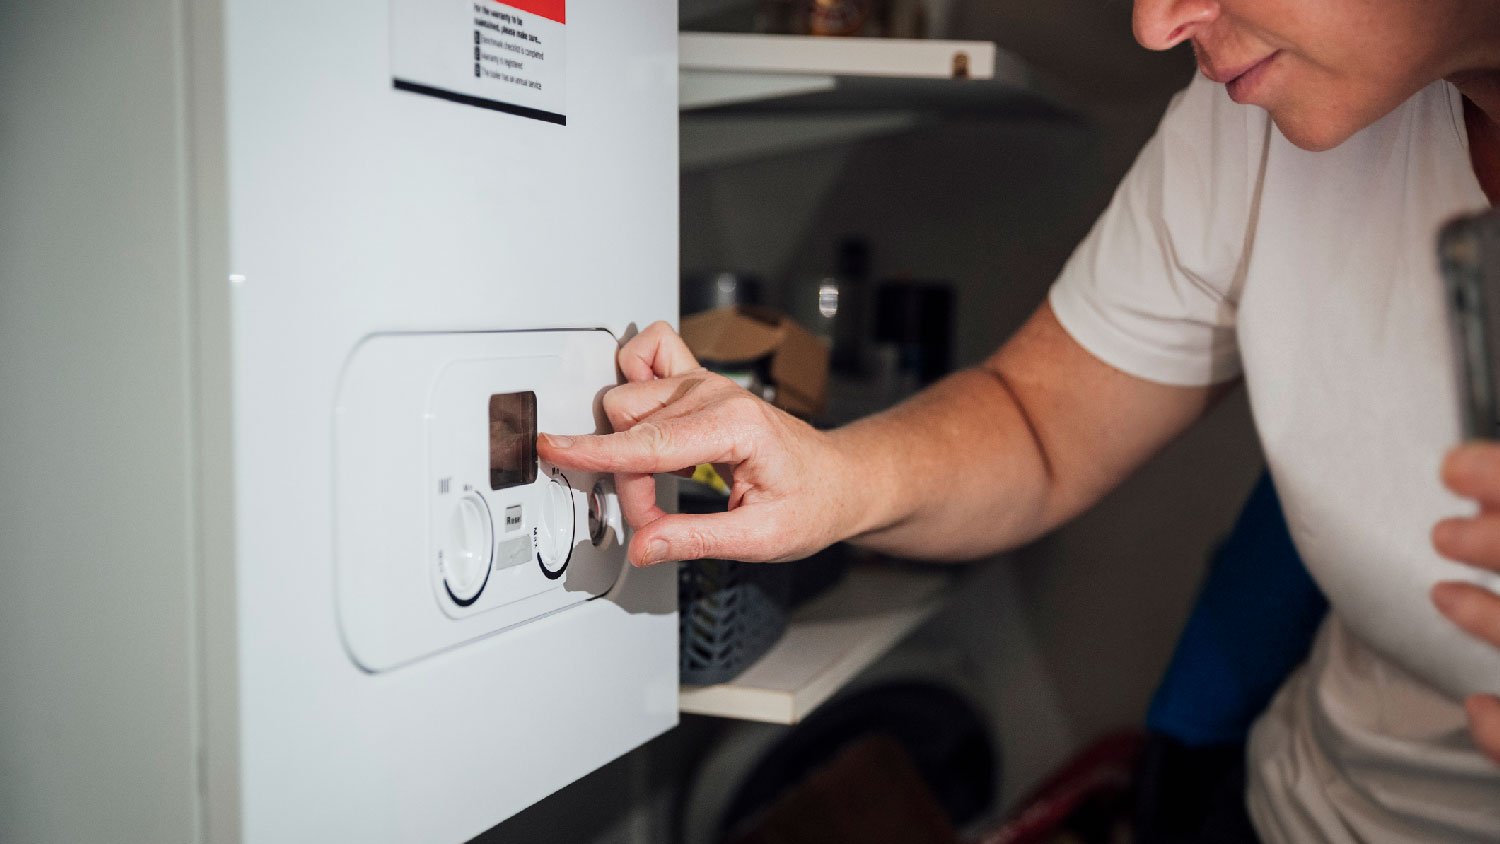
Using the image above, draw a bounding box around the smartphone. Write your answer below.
[1439,210,1500,441]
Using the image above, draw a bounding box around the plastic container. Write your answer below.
[678,484,794,685]
[679,558,794,685]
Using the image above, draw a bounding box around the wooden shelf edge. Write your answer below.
[679,562,955,724]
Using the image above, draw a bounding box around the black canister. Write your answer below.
[874,280,955,386]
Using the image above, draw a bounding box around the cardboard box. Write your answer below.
[682,306,829,418]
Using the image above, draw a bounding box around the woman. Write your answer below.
[543,1,1500,840]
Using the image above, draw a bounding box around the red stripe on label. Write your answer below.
[494,0,565,25]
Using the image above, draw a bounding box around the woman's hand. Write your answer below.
[1432,442,1500,765]
[537,321,860,567]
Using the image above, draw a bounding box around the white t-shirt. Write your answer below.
[1051,75,1500,842]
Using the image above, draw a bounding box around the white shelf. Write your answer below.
[679,33,1073,169]
[679,562,956,724]
[682,33,999,109]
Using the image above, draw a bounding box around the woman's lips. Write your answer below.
[1201,51,1281,104]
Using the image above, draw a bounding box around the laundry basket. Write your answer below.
[678,483,793,685]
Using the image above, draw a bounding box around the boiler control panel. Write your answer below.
[334,329,627,673]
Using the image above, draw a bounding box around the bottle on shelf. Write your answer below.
[872,278,955,389]
[784,235,871,379]
[754,0,928,38]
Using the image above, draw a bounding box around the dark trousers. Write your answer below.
[1132,733,1262,844]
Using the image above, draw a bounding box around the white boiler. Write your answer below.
[0,1,679,842]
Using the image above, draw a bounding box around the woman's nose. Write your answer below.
[1133,0,1220,51]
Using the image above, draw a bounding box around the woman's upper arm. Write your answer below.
[984,302,1231,531]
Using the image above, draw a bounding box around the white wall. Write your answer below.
[0,1,202,840]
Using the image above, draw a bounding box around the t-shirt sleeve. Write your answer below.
[1049,73,1270,387]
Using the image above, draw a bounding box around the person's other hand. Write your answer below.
[538,321,857,567]
[1432,442,1500,765]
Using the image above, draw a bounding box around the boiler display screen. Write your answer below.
[489,391,537,491]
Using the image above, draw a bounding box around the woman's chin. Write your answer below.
[1269,110,1359,153]
[1264,85,1421,153]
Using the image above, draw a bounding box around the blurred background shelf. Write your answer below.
[680,32,1076,170]
[681,32,1002,110]
[679,562,957,724]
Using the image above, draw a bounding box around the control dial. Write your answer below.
[440,492,493,605]
[536,474,577,579]
[588,478,620,547]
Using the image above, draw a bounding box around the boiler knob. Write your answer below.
[440,492,493,606]
[588,478,620,547]
[537,477,576,578]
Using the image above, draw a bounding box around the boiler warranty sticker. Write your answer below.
[391,0,568,125]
